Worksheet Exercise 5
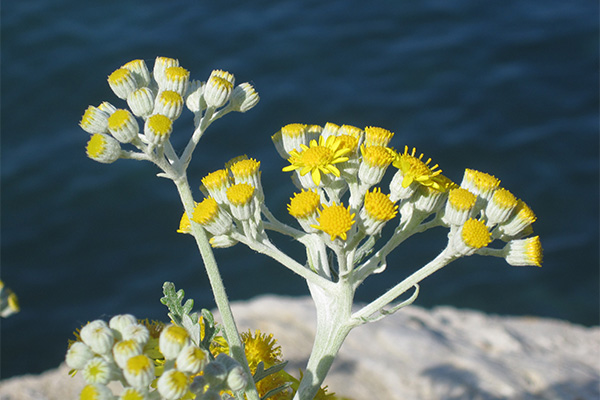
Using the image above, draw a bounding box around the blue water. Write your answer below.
[1,0,598,379]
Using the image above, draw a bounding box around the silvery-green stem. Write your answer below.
[173,176,260,400]
[351,246,455,323]
[294,281,355,400]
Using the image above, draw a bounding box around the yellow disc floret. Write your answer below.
[226,183,255,206]
[364,126,394,147]
[336,134,359,153]
[241,329,283,370]
[461,219,492,249]
[492,188,518,210]
[448,188,477,211]
[360,145,395,168]
[192,197,219,225]
[107,109,131,131]
[523,236,543,267]
[86,134,108,159]
[144,114,172,144]
[364,188,398,221]
[288,189,321,219]
[283,135,351,186]
[462,169,500,198]
[108,68,132,86]
[311,202,355,241]
[202,169,230,191]
[515,200,536,224]
[393,146,444,190]
[281,123,308,139]
[108,68,137,99]
[165,66,189,82]
[230,158,261,179]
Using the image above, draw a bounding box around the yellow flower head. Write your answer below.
[393,146,445,190]
[486,187,518,225]
[177,210,192,234]
[443,188,477,226]
[288,189,321,219]
[363,188,398,222]
[283,135,351,186]
[144,114,173,145]
[226,183,255,206]
[499,199,537,237]
[311,202,355,241]
[461,218,492,249]
[155,90,184,120]
[86,134,122,164]
[461,168,500,200]
[122,59,151,87]
[364,126,394,147]
[108,68,137,99]
[505,236,543,267]
[336,134,360,154]
[241,329,283,371]
[448,188,477,211]
[163,66,190,95]
[192,197,219,225]
[201,169,232,204]
[230,157,262,190]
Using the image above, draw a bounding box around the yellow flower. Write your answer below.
[504,236,543,267]
[282,135,351,186]
[288,189,321,220]
[363,188,398,222]
[311,203,355,241]
[242,329,283,370]
[392,146,445,190]
[461,168,500,200]
[211,329,283,372]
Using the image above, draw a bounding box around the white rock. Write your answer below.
[0,295,598,400]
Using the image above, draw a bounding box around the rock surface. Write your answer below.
[1,295,599,400]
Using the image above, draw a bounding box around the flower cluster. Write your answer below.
[67,314,338,400]
[78,57,543,400]
[183,122,540,278]
[66,314,255,400]
[81,57,259,170]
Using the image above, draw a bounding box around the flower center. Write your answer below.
[86,134,107,158]
[288,189,320,218]
[146,114,172,136]
[364,188,398,221]
[202,169,230,190]
[193,197,219,224]
[226,183,255,206]
[312,203,355,241]
[448,188,477,211]
[126,355,153,375]
[461,219,491,249]
[301,145,334,168]
[230,158,261,179]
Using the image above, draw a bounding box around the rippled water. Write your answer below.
[1,0,598,378]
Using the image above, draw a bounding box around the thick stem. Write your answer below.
[173,176,259,400]
[294,282,354,400]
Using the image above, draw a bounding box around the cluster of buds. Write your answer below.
[81,57,259,168]
[66,315,248,400]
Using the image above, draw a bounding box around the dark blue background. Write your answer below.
[2,0,598,379]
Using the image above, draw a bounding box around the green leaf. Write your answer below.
[253,361,288,383]
[160,282,201,346]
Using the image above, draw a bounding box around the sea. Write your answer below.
[1,0,598,379]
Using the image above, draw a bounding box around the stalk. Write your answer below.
[173,175,260,400]
[294,281,354,400]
